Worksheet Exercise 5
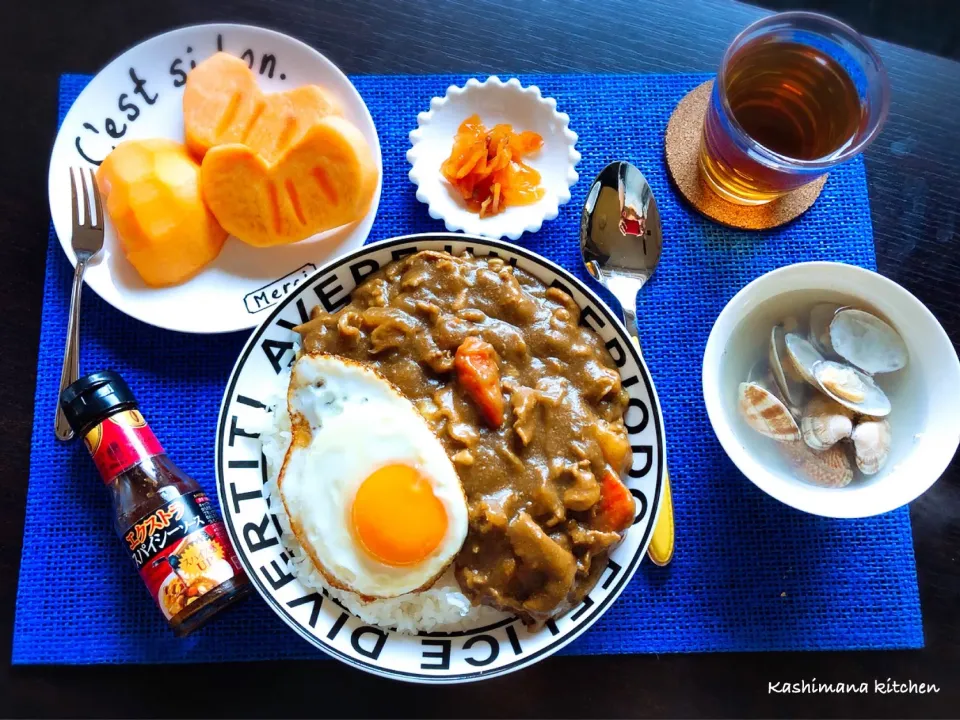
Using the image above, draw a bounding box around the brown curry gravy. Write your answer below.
[297,251,633,627]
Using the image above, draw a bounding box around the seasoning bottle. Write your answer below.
[60,370,251,636]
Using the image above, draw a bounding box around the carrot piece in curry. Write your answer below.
[594,468,636,533]
[454,336,505,428]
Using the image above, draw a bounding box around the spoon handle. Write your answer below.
[648,468,675,566]
[623,305,640,344]
[627,333,675,566]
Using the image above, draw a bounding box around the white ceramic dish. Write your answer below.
[217,233,666,683]
[407,77,579,240]
[703,262,960,518]
[48,23,382,334]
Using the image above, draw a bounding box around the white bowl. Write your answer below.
[407,77,580,240]
[703,262,960,518]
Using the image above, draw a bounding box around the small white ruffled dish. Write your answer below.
[407,77,580,240]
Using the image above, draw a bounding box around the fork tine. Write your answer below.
[69,168,80,229]
[88,168,104,230]
[79,167,92,227]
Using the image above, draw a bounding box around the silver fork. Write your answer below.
[55,167,104,440]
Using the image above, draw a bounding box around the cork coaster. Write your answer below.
[664,80,827,230]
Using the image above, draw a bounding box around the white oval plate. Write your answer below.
[216,233,666,683]
[48,24,382,334]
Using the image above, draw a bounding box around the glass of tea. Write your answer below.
[699,12,890,206]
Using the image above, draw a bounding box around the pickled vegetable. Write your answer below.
[440,114,545,217]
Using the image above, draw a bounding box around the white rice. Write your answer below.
[253,368,504,634]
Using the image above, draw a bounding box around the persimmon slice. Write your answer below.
[96,139,227,287]
[200,116,378,247]
[183,52,341,162]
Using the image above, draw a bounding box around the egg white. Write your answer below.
[278,353,469,599]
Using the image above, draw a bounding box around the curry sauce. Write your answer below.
[297,251,634,627]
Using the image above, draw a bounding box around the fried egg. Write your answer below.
[278,353,468,598]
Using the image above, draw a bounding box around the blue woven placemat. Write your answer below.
[13,72,922,665]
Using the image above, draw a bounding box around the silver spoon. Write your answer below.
[580,161,674,566]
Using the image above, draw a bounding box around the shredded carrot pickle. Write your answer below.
[440,114,546,217]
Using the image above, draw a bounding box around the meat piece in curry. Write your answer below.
[296,250,634,627]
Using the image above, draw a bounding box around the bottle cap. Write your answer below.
[60,370,137,436]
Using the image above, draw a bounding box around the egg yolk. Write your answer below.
[351,464,448,566]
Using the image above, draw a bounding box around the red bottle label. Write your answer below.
[122,490,246,618]
[83,409,165,483]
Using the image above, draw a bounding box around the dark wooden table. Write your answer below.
[3,0,958,717]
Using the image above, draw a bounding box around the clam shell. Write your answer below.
[813,360,891,417]
[738,382,801,443]
[784,332,825,386]
[781,441,855,488]
[800,394,854,450]
[746,358,765,385]
[769,326,807,408]
[851,418,892,475]
[818,364,867,402]
[808,303,841,355]
[747,361,800,419]
[746,358,773,388]
[830,308,908,374]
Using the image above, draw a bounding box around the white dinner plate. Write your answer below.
[216,234,667,683]
[48,23,382,334]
